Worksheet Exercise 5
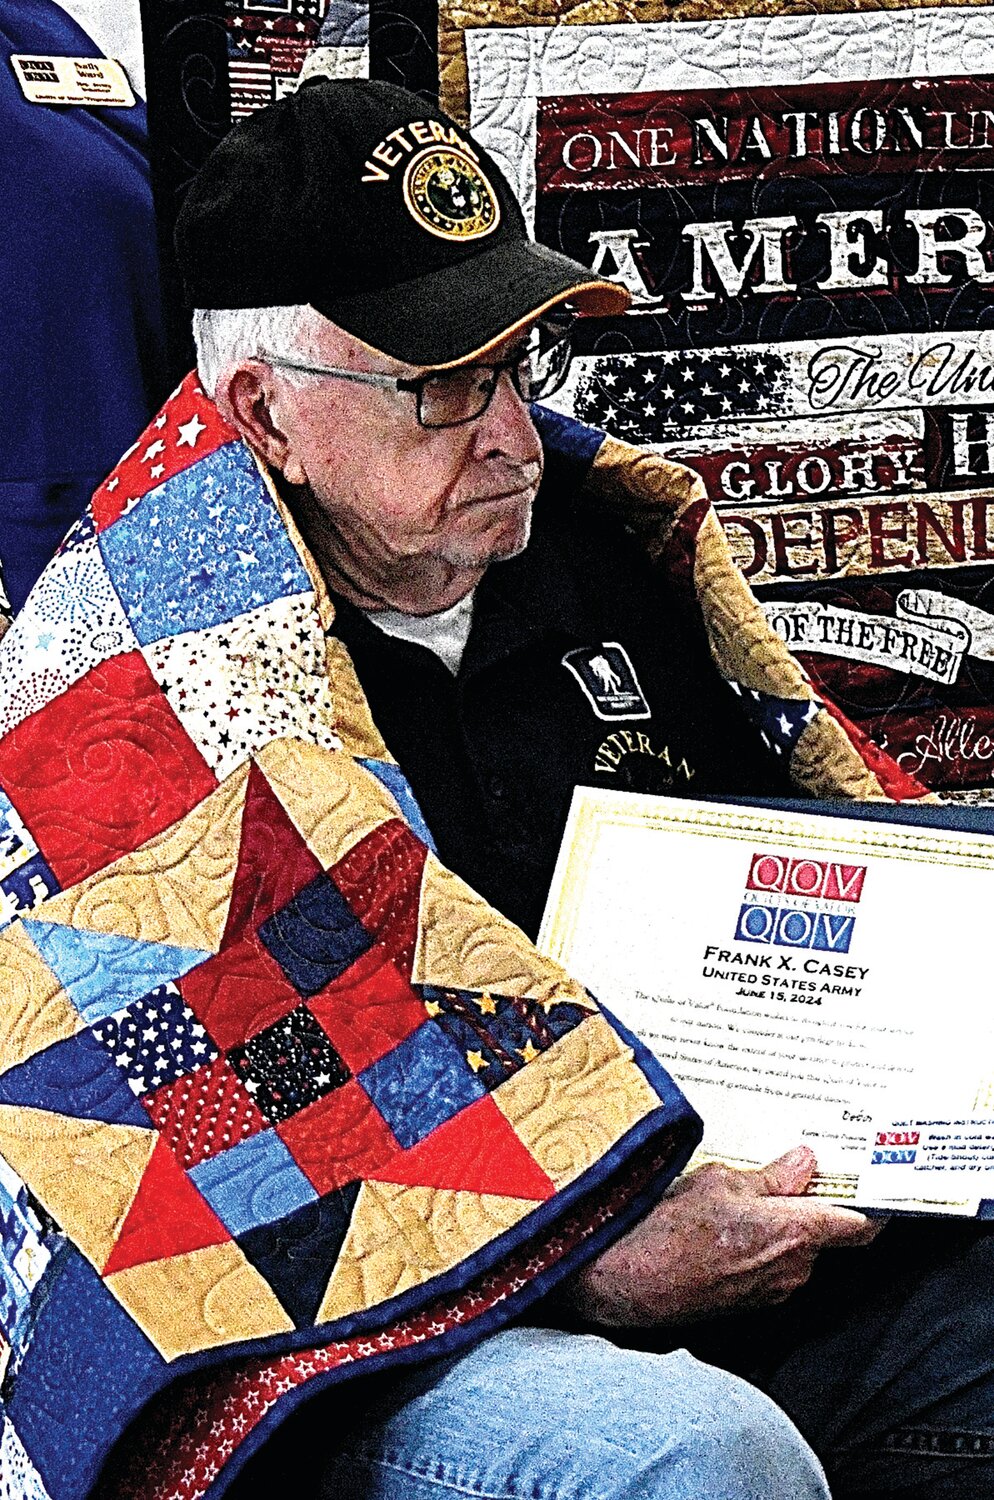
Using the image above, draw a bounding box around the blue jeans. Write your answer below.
[248,1327,828,1499]
[226,1221,994,1498]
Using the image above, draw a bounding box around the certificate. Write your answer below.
[539,790,994,1214]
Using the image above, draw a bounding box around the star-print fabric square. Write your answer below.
[425,989,591,1092]
[227,1005,351,1125]
[98,444,310,646]
[90,984,218,1097]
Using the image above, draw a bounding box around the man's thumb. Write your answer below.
[756,1145,818,1196]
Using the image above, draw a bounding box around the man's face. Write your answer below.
[268,318,544,603]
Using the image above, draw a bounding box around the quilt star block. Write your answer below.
[98,444,311,647]
[0,650,219,887]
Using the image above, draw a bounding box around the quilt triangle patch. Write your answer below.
[236,1181,361,1328]
[366,1094,554,1201]
[221,761,324,943]
[20,923,208,1025]
[0,1105,156,1270]
[102,1135,231,1275]
[17,766,250,954]
[0,1031,151,1127]
[412,854,587,1011]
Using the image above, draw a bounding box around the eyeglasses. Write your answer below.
[258,314,574,430]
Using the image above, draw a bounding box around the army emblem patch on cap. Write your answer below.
[403,147,500,241]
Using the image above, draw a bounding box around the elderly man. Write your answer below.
[0,76,989,1500]
[158,75,930,1500]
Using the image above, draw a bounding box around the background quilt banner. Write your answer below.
[461,5,994,796]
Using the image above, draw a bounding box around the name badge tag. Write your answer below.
[11,55,135,108]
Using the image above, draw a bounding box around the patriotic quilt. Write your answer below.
[0,372,923,1500]
[450,2,994,799]
[227,0,369,123]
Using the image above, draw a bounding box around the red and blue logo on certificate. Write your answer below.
[735,852,866,954]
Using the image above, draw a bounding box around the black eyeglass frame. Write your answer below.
[257,315,575,430]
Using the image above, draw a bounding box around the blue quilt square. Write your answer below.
[90,983,217,1097]
[189,1128,317,1236]
[358,1022,487,1149]
[98,443,311,646]
[259,874,373,998]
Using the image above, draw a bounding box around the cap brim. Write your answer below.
[310,238,630,368]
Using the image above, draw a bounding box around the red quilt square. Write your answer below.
[330,819,427,979]
[307,948,428,1073]
[277,1077,400,1194]
[181,931,302,1052]
[0,652,217,885]
[142,1054,268,1170]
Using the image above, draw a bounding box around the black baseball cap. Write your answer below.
[175,77,629,368]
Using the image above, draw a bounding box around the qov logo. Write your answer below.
[735,851,867,954]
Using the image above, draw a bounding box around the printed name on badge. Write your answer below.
[11,55,135,108]
[562,643,651,720]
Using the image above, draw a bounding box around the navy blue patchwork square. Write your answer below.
[90,982,217,1097]
[425,988,589,1091]
[227,1005,351,1125]
[358,1021,487,1149]
[259,873,373,998]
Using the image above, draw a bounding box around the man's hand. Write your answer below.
[568,1146,882,1327]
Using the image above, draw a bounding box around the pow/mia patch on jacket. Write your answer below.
[561,643,650,720]
[404,148,500,241]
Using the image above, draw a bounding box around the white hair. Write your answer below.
[191,304,332,396]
